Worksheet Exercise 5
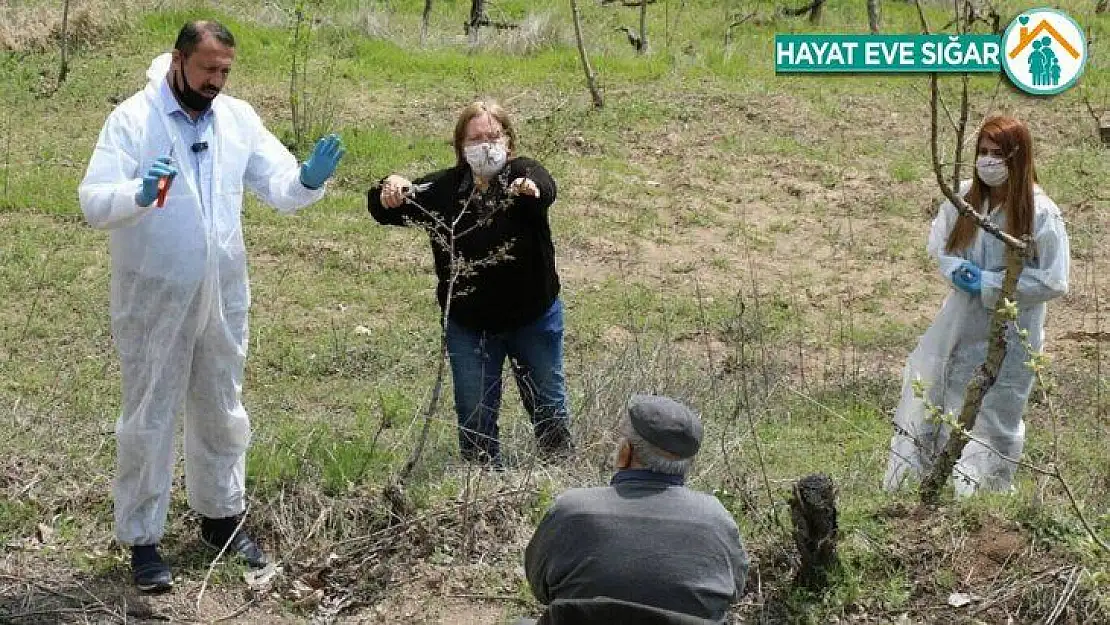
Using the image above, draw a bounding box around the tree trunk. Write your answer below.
[866,0,880,33]
[290,6,305,153]
[638,0,649,54]
[570,0,604,108]
[467,0,486,46]
[920,246,1025,504]
[952,73,969,191]
[915,0,1033,505]
[58,0,71,84]
[809,0,823,24]
[790,474,839,590]
[421,0,433,46]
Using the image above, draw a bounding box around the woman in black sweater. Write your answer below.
[367,101,572,466]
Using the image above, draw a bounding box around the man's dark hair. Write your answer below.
[173,20,235,56]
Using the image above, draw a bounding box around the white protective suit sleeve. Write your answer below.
[979,196,1070,310]
[242,105,325,213]
[928,181,984,280]
[78,111,152,230]
[927,198,968,281]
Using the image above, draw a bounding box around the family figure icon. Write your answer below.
[1028,38,1061,87]
[1007,14,1081,89]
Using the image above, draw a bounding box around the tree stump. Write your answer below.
[789,473,839,590]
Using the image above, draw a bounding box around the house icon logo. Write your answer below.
[1001,8,1087,95]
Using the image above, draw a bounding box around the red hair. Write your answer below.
[946,115,1037,253]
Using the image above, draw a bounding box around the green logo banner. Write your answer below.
[775,35,1003,73]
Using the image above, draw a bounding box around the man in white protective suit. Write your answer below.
[78,20,344,592]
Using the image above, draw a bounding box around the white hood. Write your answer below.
[147,52,172,84]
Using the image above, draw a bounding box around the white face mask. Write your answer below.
[464,141,508,179]
[976,155,1009,187]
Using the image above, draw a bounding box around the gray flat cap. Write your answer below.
[628,394,703,459]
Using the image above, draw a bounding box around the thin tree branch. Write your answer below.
[941,420,1109,553]
[421,0,434,46]
[638,0,649,54]
[58,0,71,84]
[743,385,787,534]
[571,0,604,108]
[1025,336,1110,553]
[394,195,474,486]
[952,72,970,190]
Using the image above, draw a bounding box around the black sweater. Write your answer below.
[367,157,561,333]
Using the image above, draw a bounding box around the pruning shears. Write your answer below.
[404,181,432,199]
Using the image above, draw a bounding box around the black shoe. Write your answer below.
[537,426,574,460]
[200,516,270,570]
[131,545,173,593]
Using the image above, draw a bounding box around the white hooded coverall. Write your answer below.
[78,54,325,545]
[883,182,1070,496]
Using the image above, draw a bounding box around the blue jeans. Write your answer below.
[446,300,571,463]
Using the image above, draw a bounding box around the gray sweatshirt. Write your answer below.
[524,470,749,622]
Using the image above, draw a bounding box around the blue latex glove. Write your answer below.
[300,134,346,190]
[135,156,177,207]
[951,261,982,295]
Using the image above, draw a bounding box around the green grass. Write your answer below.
[890,158,922,183]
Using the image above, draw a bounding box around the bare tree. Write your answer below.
[463,0,516,46]
[809,0,824,23]
[58,0,71,84]
[421,0,433,46]
[571,0,604,108]
[467,0,486,46]
[395,247,459,487]
[782,0,826,24]
[391,176,529,486]
[288,0,336,155]
[289,2,309,152]
[949,2,971,190]
[638,0,649,54]
[866,0,880,33]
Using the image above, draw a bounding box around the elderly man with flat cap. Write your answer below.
[522,394,749,624]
